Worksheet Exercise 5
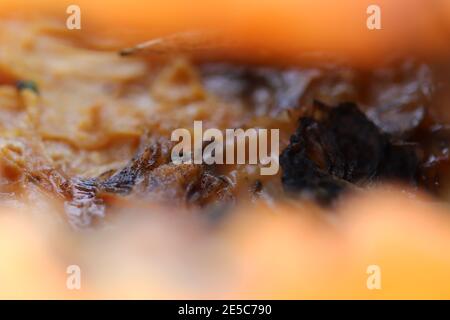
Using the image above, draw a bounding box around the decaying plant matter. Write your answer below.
[1,22,450,228]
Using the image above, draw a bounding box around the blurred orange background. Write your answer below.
[0,0,449,66]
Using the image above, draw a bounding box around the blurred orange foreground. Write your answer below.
[0,189,450,299]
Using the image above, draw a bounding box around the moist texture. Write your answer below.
[0,21,449,227]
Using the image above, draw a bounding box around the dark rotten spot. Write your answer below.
[280,101,419,204]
